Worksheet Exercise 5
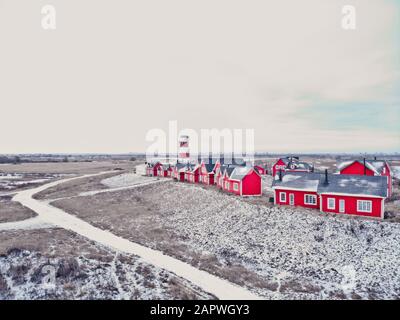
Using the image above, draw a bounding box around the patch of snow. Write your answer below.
[12,174,261,300]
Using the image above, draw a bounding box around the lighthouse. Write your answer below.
[178,135,190,163]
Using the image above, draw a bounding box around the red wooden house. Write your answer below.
[185,164,200,183]
[318,172,387,219]
[221,166,262,196]
[338,159,393,198]
[145,161,162,176]
[254,165,267,175]
[199,161,215,185]
[272,172,321,209]
[159,164,173,177]
[272,171,388,219]
[172,163,187,182]
[272,157,313,177]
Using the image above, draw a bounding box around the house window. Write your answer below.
[205,177,208,183]
[289,193,294,205]
[327,198,335,210]
[279,192,286,203]
[304,194,317,205]
[339,199,345,213]
[225,181,229,189]
[357,200,372,213]
[233,183,239,191]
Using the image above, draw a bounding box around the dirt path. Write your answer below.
[12,173,261,300]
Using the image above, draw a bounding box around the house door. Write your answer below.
[339,199,345,213]
[289,193,294,205]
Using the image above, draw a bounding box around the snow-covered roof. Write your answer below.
[230,167,259,181]
[272,172,321,191]
[273,171,388,198]
[338,159,389,175]
[318,174,387,198]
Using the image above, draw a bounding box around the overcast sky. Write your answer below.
[0,0,399,154]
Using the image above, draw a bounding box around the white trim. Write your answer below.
[279,192,287,203]
[327,197,335,210]
[272,186,318,193]
[289,193,294,205]
[304,194,317,205]
[357,200,372,213]
[339,199,345,213]
[318,192,385,199]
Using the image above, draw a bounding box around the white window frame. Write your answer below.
[279,192,286,203]
[339,199,345,213]
[357,200,372,213]
[233,183,239,191]
[289,193,294,205]
[304,194,317,205]
[327,198,335,210]
[225,181,229,189]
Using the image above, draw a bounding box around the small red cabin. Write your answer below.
[272,157,313,177]
[272,171,388,219]
[199,161,216,185]
[254,165,267,175]
[222,166,262,196]
[186,165,200,183]
[338,159,393,198]
[146,162,162,176]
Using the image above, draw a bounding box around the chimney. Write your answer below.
[279,169,283,181]
[324,169,329,185]
[363,158,366,175]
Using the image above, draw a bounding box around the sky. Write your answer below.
[0,0,399,154]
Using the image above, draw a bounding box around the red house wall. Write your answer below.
[241,171,262,196]
[275,189,319,209]
[321,194,383,218]
[272,159,286,177]
[339,162,375,176]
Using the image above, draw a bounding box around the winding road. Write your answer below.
[11,172,261,300]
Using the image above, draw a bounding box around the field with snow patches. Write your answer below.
[0,228,214,300]
[50,176,400,300]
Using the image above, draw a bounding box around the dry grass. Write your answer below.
[0,161,138,175]
[0,200,37,223]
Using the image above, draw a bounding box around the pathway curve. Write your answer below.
[12,172,261,300]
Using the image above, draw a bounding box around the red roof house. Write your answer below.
[221,166,262,196]
[145,161,162,177]
[199,161,216,185]
[272,157,313,177]
[272,170,388,219]
[338,159,393,198]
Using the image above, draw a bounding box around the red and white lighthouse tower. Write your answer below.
[178,135,190,163]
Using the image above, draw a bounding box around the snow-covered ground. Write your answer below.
[12,174,261,300]
[0,246,214,300]
[138,182,400,299]
[101,173,156,188]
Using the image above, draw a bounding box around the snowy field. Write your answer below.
[52,179,400,299]
[0,229,214,300]
[101,172,157,188]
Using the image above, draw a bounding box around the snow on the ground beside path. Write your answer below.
[101,173,157,188]
[0,249,214,300]
[148,182,400,299]
[0,217,54,231]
